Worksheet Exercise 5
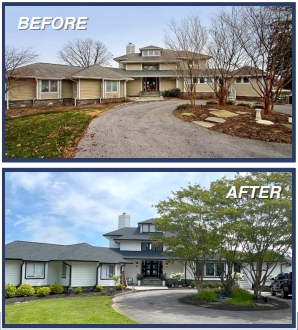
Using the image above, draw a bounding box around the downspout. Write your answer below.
[69,78,78,106]
[35,78,39,100]
[95,262,101,288]
[32,98,36,107]
[19,261,25,286]
[63,261,72,290]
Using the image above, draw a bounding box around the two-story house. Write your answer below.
[6,43,262,108]
[5,213,292,290]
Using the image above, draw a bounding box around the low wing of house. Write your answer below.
[6,62,133,108]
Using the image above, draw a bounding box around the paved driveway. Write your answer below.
[112,289,292,325]
[74,101,292,159]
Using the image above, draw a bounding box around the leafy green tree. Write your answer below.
[151,184,213,292]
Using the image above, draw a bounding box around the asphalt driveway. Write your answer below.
[112,289,292,325]
[74,101,292,159]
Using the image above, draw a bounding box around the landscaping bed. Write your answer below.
[5,287,130,306]
[179,293,290,311]
[174,104,292,144]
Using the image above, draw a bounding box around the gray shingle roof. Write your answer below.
[139,45,163,50]
[111,249,175,260]
[114,49,210,63]
[9,63,132,80]
[5,241,129,264]
[232,66,263,76]
[138,218,155,224]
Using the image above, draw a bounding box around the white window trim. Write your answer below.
[142,50,161,56]
[106,80,118,93]
[101,264,115,279]
[41,80,58,93]
[205,262,225,277]
[61,262,67,278]
[25,262,45,279]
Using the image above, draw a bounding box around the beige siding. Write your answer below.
[71,262,97,287]
[195,83,214,92]
[80,79,101,99]
[48,262,59,284]
[40,92,59,99]
[232,77,261,97]
[177,79,184,91]
[119,62,125,69]
[106,93,118,99]
[126,63,142,70]
[160,78,176,91]
[120,81,125,97]
[160,63,176,70]
[5,260,22,286]
[62,80,73,98]
[9,79,36,100]
[127,79,141,96]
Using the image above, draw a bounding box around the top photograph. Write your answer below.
[3,3,294,162]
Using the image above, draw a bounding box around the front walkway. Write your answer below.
[128,286,168,291]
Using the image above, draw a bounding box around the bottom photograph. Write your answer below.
[3,169,294,328]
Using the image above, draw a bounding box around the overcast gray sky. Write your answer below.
[5,4,227,67]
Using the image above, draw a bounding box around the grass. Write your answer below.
[5,109,104,158]
[5,296,138,324]
[225,288,254,307]
[197,290,217,301]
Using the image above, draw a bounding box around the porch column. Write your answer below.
[102,80,105,98]
[78,79,81,99]
[124,80,127,97]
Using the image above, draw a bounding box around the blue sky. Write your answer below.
[4,4,227,67]
[5,171,238,247]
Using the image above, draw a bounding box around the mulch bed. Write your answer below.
[174,104,292,144]
[179,294,290,311]
[5,288,131,306]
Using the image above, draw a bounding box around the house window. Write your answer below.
[142,50,161,56]
[199,77,205,84]
[101,265,115,279]
[143,64,159,70]
[41,80,58,93]
[149,225,155,232]
[235,77,250,84]
[143,224,149,232]
[205,263,225,277]
[141,242,163,251]
[62,263,67,278]
[106,81,118,93]
[26,262,45,278]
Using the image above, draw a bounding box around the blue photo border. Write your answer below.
[2,168,296,328]
[2,2,296,163]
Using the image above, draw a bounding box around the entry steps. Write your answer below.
[141,277,163,286]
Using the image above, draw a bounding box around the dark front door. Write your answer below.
[143,77,158,91]
[145,261,158,277]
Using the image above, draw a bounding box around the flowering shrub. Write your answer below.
[5,283,16,298]
[36,287,51,297]
[16,284,35,297]
[170,272,184,281]
[233,272,244,280]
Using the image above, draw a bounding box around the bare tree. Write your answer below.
[205,10,247,106]
[164,15,208,107]
[224,6,292,114]
[5,46,39,108]
[57,38,113,67]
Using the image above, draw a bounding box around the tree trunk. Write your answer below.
[263,94,271,115]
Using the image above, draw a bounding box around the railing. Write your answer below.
[228,86,236,100]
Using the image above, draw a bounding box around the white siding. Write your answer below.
[108,237,120,248]
[164,261,184,278]
[71,262,97,287]
[60,262,70,286]
[97,264,120,287]
[22,262,48,286]
[123,261,141,283]
[48,262,59,284]
[5,260,22,286]
[120,241,141,251]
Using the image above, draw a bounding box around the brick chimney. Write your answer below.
[118,213,130,229]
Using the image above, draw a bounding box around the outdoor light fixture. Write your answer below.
[136,261,138,267]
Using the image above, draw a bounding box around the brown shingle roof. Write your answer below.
[72,64,133,80]
[232,66,263,76]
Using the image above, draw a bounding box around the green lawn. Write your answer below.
[5,109,104,158]
[5,296,138,324]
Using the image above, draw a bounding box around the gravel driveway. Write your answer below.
[112,289,293,325]
[74,101,292,159]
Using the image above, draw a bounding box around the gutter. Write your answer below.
[63,261,72,289]
[69,78,78,106]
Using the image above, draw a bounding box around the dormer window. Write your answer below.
[142,50,161,56]
[143,64,159,70]
[142,224,156,232]
[141,242,163,251]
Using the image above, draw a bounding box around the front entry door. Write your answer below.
[143,77,158,91]
[145,261,158,277]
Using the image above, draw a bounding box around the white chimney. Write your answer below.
[126,42,135,54]
[118,213,130,229]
